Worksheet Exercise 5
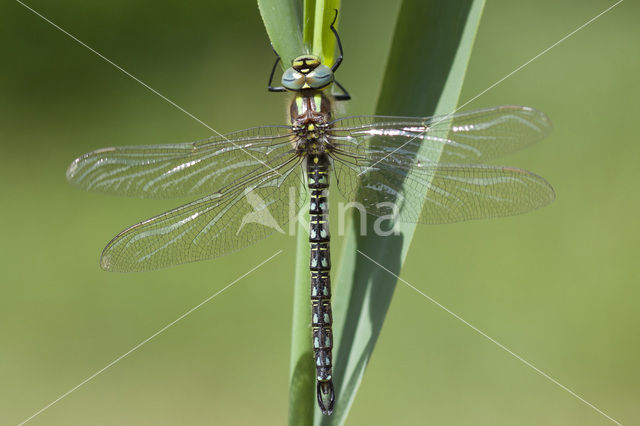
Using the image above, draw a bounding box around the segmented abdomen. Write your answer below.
[307,153,334,414]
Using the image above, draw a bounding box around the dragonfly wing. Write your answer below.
[67,126,295,199]
[332,158,554,225]
[101,159,305,271]
[330,105,551,164]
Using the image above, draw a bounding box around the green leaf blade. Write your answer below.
[258,0,304,66]
[263,0,486,422]
[325,1,486,425]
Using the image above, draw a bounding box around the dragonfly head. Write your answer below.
[282,55,334,91]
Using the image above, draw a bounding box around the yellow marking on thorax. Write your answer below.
[295,96,304,114]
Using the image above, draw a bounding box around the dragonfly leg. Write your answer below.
[332,79,351,101]
[267,45,286,92]
[329,9,344,73]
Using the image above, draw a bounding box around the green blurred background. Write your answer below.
[1,0,638,424]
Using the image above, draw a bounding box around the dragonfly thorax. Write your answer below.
[290,92,333,156]
[282,55,334,91]
[290,92,332,125]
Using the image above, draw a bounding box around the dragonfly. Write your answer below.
[66,12,554,415]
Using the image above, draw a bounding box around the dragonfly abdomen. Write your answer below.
[307,153,334,415]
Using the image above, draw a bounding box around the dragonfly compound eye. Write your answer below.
[306,64,334,90]
[282,68,305,91]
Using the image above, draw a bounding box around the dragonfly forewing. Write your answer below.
[329,105,552,165]
[66,126,294,199]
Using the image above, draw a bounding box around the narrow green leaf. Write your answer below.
[312,0,341,68]
[324,1,486,425]
[260,0,484,423]
[303,0,341,67]
[257,0,303,66]
[289,207,315,425]
[302,0,315,48]
[258,1,315,423]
